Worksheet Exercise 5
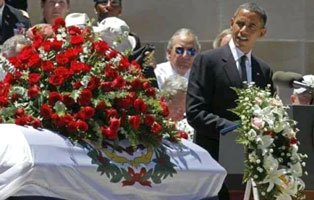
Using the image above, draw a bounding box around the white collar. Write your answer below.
[0,2,4,14]
[228,38,252,64]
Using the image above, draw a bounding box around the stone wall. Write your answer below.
[28,0,314,103]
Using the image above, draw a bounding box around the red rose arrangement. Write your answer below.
[0,18,179,149]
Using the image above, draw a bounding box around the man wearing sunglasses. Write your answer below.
[154,28,201,89]
[186,3,275,199]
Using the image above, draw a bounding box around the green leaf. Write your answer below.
[53,101,67,116]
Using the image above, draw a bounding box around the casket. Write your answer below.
[0,124,226,200]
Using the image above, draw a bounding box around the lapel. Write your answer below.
[251,55,264,85]
[221,45,242,87]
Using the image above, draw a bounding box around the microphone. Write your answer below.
[272,71,303,89]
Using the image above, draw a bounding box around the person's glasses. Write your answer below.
[99,0,121,7]
[175,47,197,56]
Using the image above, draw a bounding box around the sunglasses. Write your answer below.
[175,47,197,56]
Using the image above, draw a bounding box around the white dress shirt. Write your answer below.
[154,61,190,88]
[229,39,252,83]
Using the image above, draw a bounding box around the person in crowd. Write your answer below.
[160,75,194,141]
[186,3,275,199]
[0,34,30,80]
[154,28,201,89]
[290,75,314,105]
[94,0,141,51]
[212,28,232,49]
[5,0,28,11]
[41,0,70,25]
[0,0,30,45]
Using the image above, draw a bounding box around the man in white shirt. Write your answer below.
[154,28,201,88]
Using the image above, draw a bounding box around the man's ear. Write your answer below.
[259,28,267,38]
[230,17,234,29]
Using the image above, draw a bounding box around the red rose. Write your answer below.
[78,89,92,106]
[62,114,74,124]
[68,26,82,35]
[28,85,40,99]
[56,53,69,66]
[104,67,118,80]
[77,120,88,132]
[49,91,63,105]
[28,53,41,68]
[130,78,142,91]
[41,60,55,72]
[11,93,20,102]
[100,81,112,92]
[129,115,141,130]
[134,98,144,112]
[51,113,66,127]
[70,35,84,45]
[53,17,65,28]
[51,40,63,51]
[73,81,82,89]
[109,117,120,132]
[28,73,41,85]
[63,95,75,107]
[93,41,109,55]
[144,115,155,126]
[101,126,118,140]
[65,48,80,61]
[178,131,188,140]
[15,116,29,126]
[145,88,156,98]
[40,104,53,119]
[106,108,118,118]
[83,106,95,119]
[96,101,107,112]
[87,76,100,90]
[151,122,162,134]
[118,58,129,71]
[14,107,25,117]
[159,101,169,117]
[111,76,126,89]
[31,118,42,129]
[0,96,8,107]
[67,121,78,133]
[142,81,152,90]
[107,49,118,60]
[290,137,298,145]
[49,74,65,86]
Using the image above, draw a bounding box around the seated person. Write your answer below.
[41,0,70,25]
[0,0,31,45]
[212,28,232,49]
[290,75,314,105]
[160,75,194,141]
[154,28,200,89]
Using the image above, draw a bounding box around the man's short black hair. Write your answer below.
[234,2,267,27]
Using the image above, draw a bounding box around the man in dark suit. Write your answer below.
[186,3,275,199]
[5,0,28,11]
[0,0,31,45]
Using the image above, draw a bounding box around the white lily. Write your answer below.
[261,155,287,192]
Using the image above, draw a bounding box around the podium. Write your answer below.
[288,105,314,189]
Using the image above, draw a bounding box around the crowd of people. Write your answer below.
[1,1,312,200]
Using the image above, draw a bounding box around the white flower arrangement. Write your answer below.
[232,83,307,200]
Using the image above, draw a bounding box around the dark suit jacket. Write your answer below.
[0,4,31,44]
[186,44,274,142]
